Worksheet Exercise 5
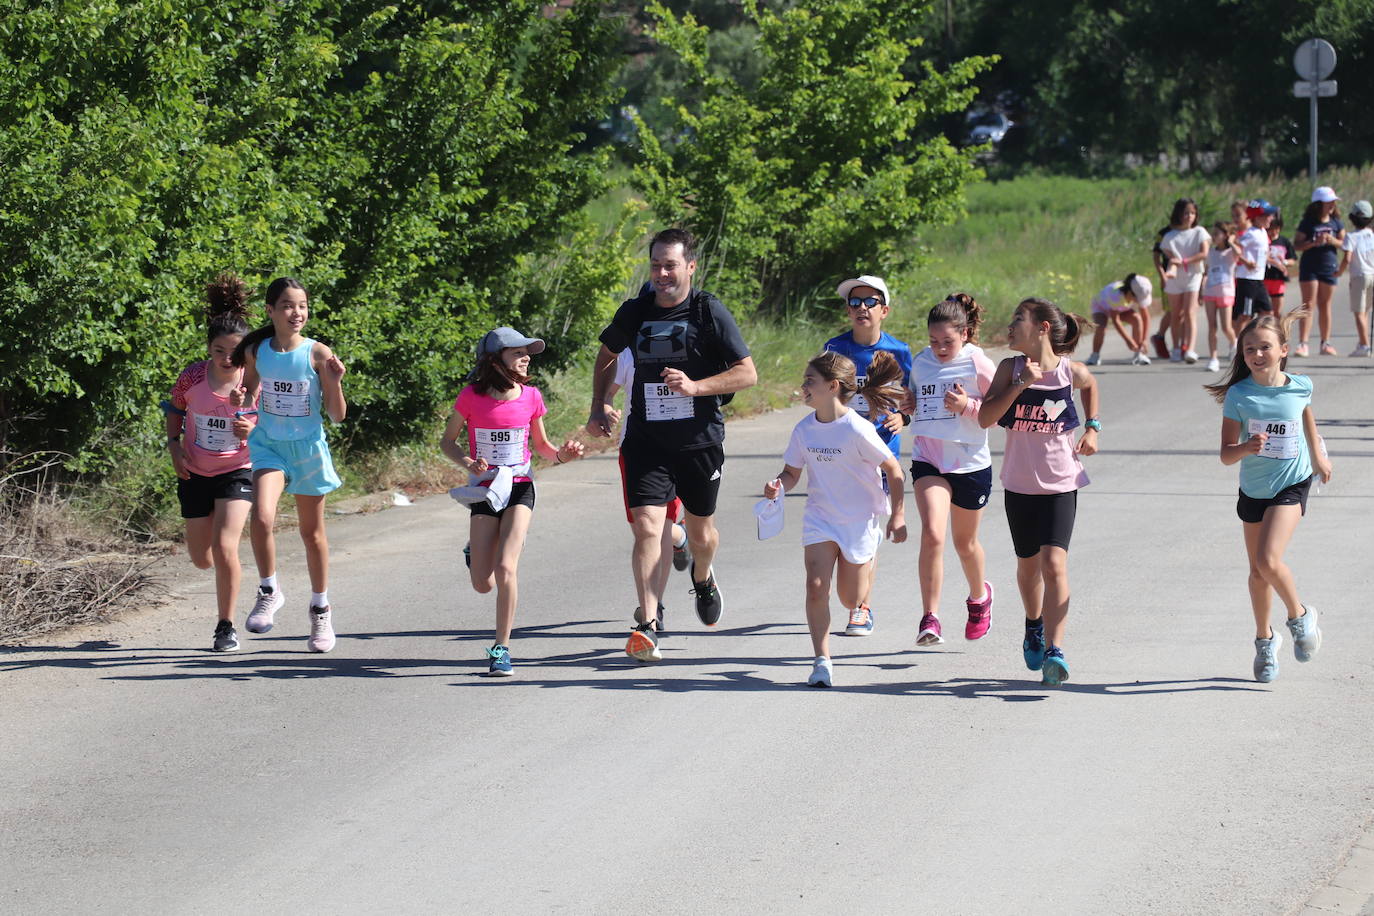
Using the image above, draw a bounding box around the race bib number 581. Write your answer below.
[644,383,694,421]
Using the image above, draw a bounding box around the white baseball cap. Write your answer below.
[1311,186,1340,203]
[1128,274,1153,309]
[836,275,892,305]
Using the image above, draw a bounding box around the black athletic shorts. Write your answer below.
[1004,489,1077,559]
[1236,476,1312,524]
[911,461,992,511]
[178,467,253,519]
[469,480,536,518]
[621,436,724,518]
[1298,269,1337,286]
[1233,279,1273,322]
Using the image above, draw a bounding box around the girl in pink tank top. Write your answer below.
[163,274,257,653]
[978,298,1101,686]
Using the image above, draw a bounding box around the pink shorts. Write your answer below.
[1202,294,1234,310]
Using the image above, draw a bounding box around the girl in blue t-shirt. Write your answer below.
[1205,308,1332,683]
[822,275,913,637]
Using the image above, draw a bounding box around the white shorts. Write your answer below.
[802,513,884,565]
[1349,274,1374,314]
[1164,272,1203,295]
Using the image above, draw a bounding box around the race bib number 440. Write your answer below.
[261,377,312,418]
[473,427,528,465]
[194,414,239,452]
[1248,418,1301,460]
[643,383,694,421]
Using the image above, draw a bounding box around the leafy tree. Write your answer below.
[630,0,993,312]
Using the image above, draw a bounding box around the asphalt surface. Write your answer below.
[3,304,1372,915]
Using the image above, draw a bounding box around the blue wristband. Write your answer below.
[1085,418,1102,432]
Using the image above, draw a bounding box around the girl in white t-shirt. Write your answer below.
[1337,201,1374,356]
[763,351,907,687]
[1202,221,1241,371]
[1160,198,1211,363]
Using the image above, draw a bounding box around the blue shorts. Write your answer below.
[910,461,992,511]
[1299,270,1337,286]
[248,428,341,496]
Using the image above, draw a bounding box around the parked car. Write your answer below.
[964,109,1015,146]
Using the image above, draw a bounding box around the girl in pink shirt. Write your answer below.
[978,298,1100,686]
[163,274,257,652]
[440,328,585,676]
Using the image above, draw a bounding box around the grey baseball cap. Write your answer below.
[477,327,545,357]
[1351,200,1373,219]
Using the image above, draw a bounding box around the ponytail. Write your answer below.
[1017,297,1083,355]
[231,276,306,366]
[856,350,905,418]
[928,292,983,344]
[205,272,252,347]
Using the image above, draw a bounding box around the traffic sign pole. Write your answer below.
[1293,38,1337,185]
[1309,43,1319,180]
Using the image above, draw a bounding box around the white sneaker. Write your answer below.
[1134,351,1151,366]
[1085,352,1101,366]
[1183,349,1199,364]
[1350,344,1371,357]
[807,656,833,688]
[246,586,284,634]
[1206,356,1220,372]
[307,606,336,653]
[1170,348,1183,363]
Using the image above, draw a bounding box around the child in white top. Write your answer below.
[907,294,997,647]
[1086,273,1154,366]
[1202,221,1241,371]
[763,351,907,687]
[1337,200,1374,356]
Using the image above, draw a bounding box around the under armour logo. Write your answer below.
[637,321,687,359]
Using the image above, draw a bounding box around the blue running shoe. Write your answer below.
[1253,630,1281,683]
[1023,624,1046,671]
[487,644,513,677]
[1286,605,1321,662]
[1041,647,1069,686]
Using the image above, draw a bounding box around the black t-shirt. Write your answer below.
[600,288,751,450]
[1297,217,1343,276]
[1264,235,1295,282]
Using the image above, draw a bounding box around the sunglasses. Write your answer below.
[846,296,884,309]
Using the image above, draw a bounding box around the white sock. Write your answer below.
[311,591,329,609]
[260,574,278,593]
[673,524,687,549]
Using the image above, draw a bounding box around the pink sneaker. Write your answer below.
[965,581,994,640]
[916,613,944,646]
[307,606,336,653]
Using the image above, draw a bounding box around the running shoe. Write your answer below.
[1023,622,1046,670]
[1170,347,1183,363]
[965,581,993,640]
[487,644,513,677]
[690,562,723,626]
[463,544,471,569]
[1136,351,1152,366]
[307,605,336,653]
[633,603,668,637]
[1349,344,1371,357]
[1320,341,1337,356]
[845,604,874,636]
[1253,630,1282,682]
[1042,646,1070,686]
[1286,605,1322,662]
[625,622,661,662]
[672,525,690,572]
[1206,356,1220,372]
[212,620,239,652]
[807,656,833,688]
[245,586,283,634]
[1151,334,1170,359]
[1183,349,1199,364]
[916,612,944,646]
[1085,352,1101,366]
[1295,343,1310,357]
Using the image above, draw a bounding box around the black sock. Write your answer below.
[1025,618,1043,631]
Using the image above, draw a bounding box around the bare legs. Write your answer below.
[803,542,869,658]
[184,499,252,622]
[468,506,534,645]
[1169,290,1200,355]
[915,478,986,617]
[250,470,328,593]
[1015,545,1070,648]
[1241,506,1305,638]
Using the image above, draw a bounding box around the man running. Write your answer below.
[588,228,757,662]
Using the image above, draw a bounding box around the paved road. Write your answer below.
[3,307,1372,915]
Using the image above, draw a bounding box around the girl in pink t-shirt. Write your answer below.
[439,327,585,676]
[163,274,258,653]
[978,298,1100,686]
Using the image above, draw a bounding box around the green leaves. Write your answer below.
[1,0,632,463]
[632,0,991,313]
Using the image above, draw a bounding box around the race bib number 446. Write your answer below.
[261,377,312,418]
[473,427,528,465]
[1248,418,1301,460]
[643,383,694,421]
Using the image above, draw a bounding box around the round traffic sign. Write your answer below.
[1294,38,1336,81]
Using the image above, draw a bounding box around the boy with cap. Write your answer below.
[1233,200,1275,337]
